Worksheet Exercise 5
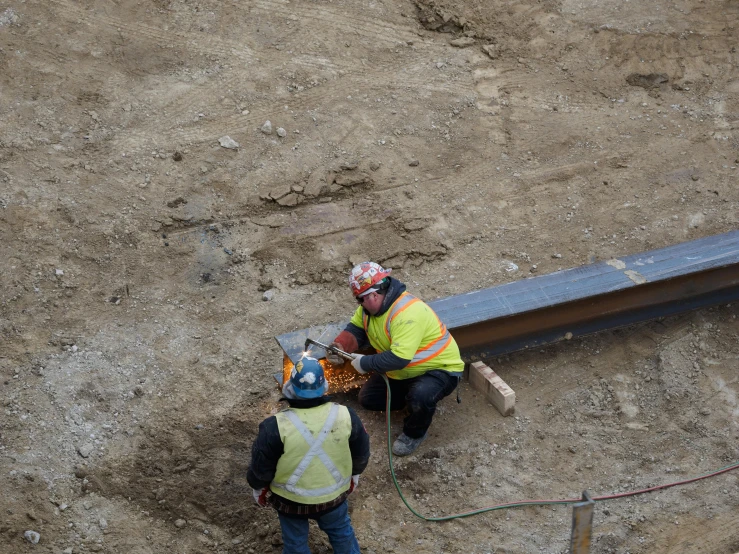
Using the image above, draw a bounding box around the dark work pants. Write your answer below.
[358,370,459,439]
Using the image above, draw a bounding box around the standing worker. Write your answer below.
[326,262,464,456]
[247,357,370,554]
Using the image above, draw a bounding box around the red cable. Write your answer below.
[446,461,739,517]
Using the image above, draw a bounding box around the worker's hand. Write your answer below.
[351,354,366,374]
[326,342,344,366]
[252,487,269,508]
[348,474,360,494]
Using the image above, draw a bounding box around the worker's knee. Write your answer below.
[358,387,384,411]
[406,393,436,413]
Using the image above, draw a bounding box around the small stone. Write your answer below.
[172,151,183,161]
[482,44,499,59]
[276,127,287,138]
[369,161,380,171]
[261,120,273,134]
[55,269,64,276]
[276,193,300,206]
[218,136,239,149]
[74,466,88,479]
[63,548,73,554]
[262,289,275,302]
[691,174,699,181]
[24,530,40,544]
[450,37,476,48]
[409,160,419,167]
[553,253,562,258]
[78,443,94,458]
[564,332,573,340]
[71,345,78,353]
[133,385,145,397]
[99,518,108,530]
[175,519,187,529]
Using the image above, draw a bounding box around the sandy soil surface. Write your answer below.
[1,0,738,552]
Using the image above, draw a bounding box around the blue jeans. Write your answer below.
[277,500,360,554]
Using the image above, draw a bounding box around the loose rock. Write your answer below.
[218,136,239,149]
[450,37,476,48]
[482,44,499,59]
[78,443,94,458]
[261,121,273,134]
[24,530,40,544]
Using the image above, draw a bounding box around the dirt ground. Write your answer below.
[1,0,738,552]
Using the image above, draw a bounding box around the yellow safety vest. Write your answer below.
[351,292,465,379]
[271,403,353,504]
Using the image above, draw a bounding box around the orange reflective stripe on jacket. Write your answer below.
[363,292,453,366]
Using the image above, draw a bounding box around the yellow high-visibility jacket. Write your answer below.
[271,403,353,504]
[350,291,464,379]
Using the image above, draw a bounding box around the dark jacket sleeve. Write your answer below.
[347,407,370,475]
[246,416,284,490]
[363,350,411,373]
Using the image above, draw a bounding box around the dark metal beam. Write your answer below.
[275,231,739,386]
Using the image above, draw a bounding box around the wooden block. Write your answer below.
[469,361,515,416]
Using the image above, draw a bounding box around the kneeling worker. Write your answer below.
[247,357,370,554]
[327,262,464,456]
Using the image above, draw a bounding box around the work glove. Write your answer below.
[252,487,269,508]
[325,342,344,366]
[348,475,360,494]
[351,354,366,374]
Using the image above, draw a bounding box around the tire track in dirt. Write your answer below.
[250,0,424,47]
[111,68,476,152]
[47,1,473,154]
[48,0,257,63]
[173,156,600,253]
[107,55,469,153]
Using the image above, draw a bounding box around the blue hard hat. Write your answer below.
[289,357,327,399]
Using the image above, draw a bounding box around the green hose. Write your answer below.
[381,374,572,521]
[379,373,739,521]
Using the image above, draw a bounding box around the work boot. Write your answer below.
[392,433,427,456]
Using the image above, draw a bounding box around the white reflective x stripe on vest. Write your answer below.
[273,404,351,497]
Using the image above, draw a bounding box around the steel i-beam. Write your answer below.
[275,231,739,390]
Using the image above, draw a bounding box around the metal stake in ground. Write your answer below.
[570,491,595,554]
